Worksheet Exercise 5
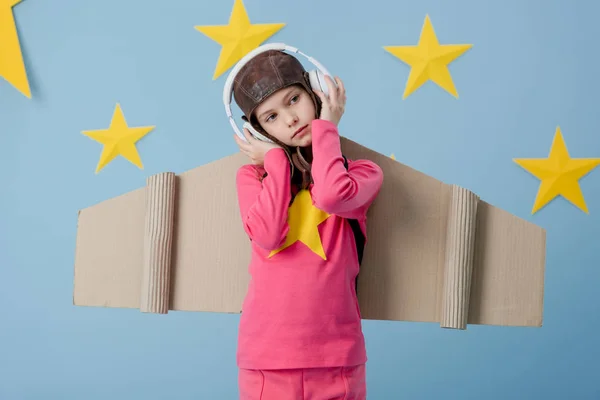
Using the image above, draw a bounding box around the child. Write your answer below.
[231,49,383,400]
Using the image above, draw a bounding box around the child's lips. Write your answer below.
[293,125,308,137]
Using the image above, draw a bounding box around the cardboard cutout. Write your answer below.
[0,0,31,98]
[81,104,155,173]
[73,137,546,330]
[514,126,600,214]
[384,14,472,99]
[195,0,286,80]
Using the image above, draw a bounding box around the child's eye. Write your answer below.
[290,95,299,104]
[266,114,275,122]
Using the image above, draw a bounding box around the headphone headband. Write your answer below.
[222,43,332,142]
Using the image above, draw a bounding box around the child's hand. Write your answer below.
[234,128,281,165]
[313,76,346,126]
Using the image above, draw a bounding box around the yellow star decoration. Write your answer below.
[269,189,331,260]
[0,0,30,98]
[513,126,600,214]
[81,104,155,174]
[195,0,285,80]
[390,153,396,160]
[384,14,472,99]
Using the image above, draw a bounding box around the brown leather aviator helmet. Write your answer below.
[232,50,321,131]
[232,50,322,188]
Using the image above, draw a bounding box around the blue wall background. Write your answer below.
[1,0,599,398]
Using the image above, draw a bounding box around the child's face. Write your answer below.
[253,85,316,147]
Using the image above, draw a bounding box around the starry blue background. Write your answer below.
[1,0,599,398]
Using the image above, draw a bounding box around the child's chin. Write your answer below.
[293,131,312,147]
[294,136,312,147]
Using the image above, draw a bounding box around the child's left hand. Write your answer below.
[313,75,346,126]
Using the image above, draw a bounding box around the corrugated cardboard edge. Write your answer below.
[140,173,176,314]
[440,185,479,329]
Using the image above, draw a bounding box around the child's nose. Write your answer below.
[286,113,298,125]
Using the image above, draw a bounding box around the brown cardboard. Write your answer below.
[73,137,546,329]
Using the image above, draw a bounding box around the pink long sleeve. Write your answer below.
[235,148,292,251]
[310,119,384,219]
[236,120,383,371]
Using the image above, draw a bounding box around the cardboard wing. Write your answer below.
[73,137,545,330]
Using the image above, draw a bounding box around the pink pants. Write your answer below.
[238,364,366,400]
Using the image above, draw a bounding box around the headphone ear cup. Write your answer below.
[242,121,274,143]
[308,70,329,97]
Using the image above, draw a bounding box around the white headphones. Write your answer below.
[222,43,334,143]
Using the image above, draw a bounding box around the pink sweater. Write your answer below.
[235,119,383,370]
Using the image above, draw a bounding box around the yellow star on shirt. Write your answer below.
[269,189,331,260]
[195,0,285,80]
[81,104,155,174]
[0,0,31,98]
[384,14,472,99]
[513,126,600,214]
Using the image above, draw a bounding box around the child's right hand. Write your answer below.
[234,128,281,166]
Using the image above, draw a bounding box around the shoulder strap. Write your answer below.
[342,156,366,297]
[342,156,365,265]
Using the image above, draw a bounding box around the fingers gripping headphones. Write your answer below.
[222,43,335,143]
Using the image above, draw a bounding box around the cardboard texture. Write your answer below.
[73,137,546,330]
